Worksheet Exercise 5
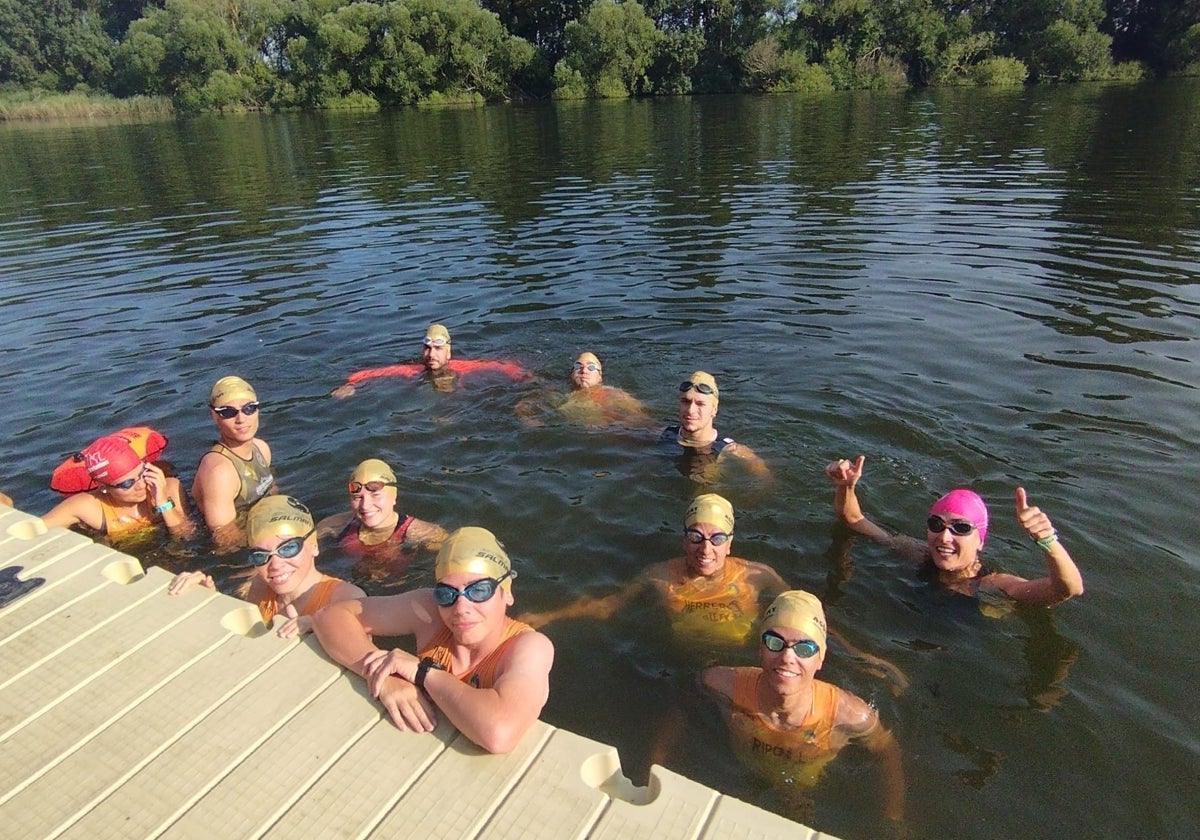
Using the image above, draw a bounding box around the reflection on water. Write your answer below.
[2,80,1198,840]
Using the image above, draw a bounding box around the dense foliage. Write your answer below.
[2,0,1197,111]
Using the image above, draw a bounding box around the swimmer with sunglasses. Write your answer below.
[168,495,363,639]
[192,375,276,552]
[313,526,553,754]
[825,455,1084,606]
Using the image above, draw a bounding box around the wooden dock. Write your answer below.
[0,502,833,839]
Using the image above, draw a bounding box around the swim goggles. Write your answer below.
[105,464,146,490]
[679,381,716,395]
[433,571,514,607]
[684,528,732,546]
[247,528,314,567]
[927,515,976,536]
[572,362,600,372]
[348,480,395,495]
[761,631,820,658]
[422,337,449,348]
[211,402,260,419]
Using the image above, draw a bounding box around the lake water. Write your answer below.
[1,80,1198,839]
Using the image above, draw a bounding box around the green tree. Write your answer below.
[0,0,116,90]
[554,0,662,98]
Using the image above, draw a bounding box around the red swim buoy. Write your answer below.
[50,426,168,494]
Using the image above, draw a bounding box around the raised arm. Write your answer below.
[825,456,925,560]
[985,488,1084,607]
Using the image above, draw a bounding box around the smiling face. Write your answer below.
[758,625,824,692]
[253,532,318,598]
[350,483,397,528]
[682,522,732,578]
[210,398,259,445]
[925,515,983,575]
[435,570,513,646]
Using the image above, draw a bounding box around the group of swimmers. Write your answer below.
[6,321,1086,830]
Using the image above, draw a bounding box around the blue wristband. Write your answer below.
[153,499,175,514]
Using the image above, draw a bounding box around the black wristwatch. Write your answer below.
[414,656,446,693]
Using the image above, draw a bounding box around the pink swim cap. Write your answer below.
[929,488,988,546]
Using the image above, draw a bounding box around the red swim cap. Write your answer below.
[82,435,143,484]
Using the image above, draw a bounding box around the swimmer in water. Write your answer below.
[41,432,192,541]
[192,375,276,553]
[521,494,785,653]
[168,495,364,639]
[332,323,532,396]
[515,351,652,428]
[313,526,554,754]
[702,590,905,825]
[825,455,1084,606]
[315,458,448,581]
[657,371,771,483]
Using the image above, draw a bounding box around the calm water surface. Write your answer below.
[2,81,1198,839]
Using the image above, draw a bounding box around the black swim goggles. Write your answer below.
[926,515,976,536]
[684,528,732,546]
[761,631,820,659]
[433,571,514,607]
[247,528,314,567]
[211,402,260,419]
[104,464,146,490]
[348,480,395,495]
[679,381,716,395]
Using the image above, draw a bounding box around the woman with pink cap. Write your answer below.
[40,432,191,542]
[824,455,1084,606]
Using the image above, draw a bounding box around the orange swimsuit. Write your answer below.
[257,575,342,625]
[724,668,842,788]
[97,496,155,539]
[419,617,533,689]
[660,557,760,644]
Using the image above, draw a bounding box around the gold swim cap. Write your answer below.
[762,590,828,657]
[681,370,719,403]
[425,323,451,344]
[435,526,514,588]
[246,496,314,544]
[575,351,601,370]
[685,493,734,531]
[209,375,256,406]
[350,458,396,485]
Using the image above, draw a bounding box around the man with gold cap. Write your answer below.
[331,323,531,397]
[701,590,906,825]
[522,494,786,654]
[192,374,276,551]
[312,526,554,754]
[515,350,651,427]
[658,370,771,483]
[168,495,363,639]
[315,457,448,581]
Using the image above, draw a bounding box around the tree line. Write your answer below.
[2,0,1198,112]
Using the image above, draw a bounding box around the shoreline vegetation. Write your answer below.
[2,1,1197,121]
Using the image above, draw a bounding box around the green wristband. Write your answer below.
[153,499,175,515]
[1035,532,1058,550]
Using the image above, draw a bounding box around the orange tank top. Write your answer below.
[419,617,533,689]
[258,575,342,625]
[727,668,841,764]
[661,556,760,643]
[97,496,155,539]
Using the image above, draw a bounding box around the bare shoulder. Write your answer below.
[499,628,555,675]
[833,685,879,733]
[700,665,736,699]
[254,438,272,464]
[331,579,367,602]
